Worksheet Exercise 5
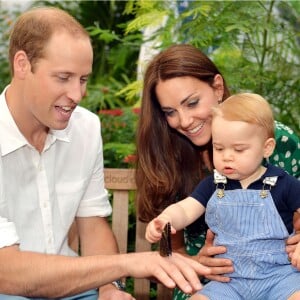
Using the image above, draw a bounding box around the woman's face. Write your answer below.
[156,75,223,146]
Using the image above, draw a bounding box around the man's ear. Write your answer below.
[13,50,30,79]
[263,138,276,158]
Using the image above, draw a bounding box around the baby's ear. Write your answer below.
[263,138,276,158]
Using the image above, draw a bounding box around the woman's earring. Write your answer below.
[218,98,223,104]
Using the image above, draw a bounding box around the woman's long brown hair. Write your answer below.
[136,44,230,222]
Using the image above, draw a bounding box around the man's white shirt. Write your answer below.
[0,86,111,255]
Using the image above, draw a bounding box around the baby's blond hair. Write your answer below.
[212,93,275,138]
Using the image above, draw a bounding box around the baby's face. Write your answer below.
[211,116,267,182]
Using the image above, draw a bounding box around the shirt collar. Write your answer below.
[262,163,286,178]
[213,164,285,187]
[0,86,70,156]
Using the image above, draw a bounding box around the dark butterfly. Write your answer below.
[159,222,172,257]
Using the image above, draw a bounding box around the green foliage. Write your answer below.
[125,10,169,35]
[116,79,142,105]
[81,74,135,112]
[99,108,139,168]
[103,142,136,167]
[0,5,21,91]
[124,0,300,134]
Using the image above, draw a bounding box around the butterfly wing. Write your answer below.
[159,222,172,257]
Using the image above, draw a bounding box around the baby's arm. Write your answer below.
[145,196,205,243]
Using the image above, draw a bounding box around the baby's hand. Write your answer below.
[146,217,171,243]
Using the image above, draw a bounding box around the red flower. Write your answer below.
[132,107,141,115]
[99,109,124,116]
[123,154,137,164]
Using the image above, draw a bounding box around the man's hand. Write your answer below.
[124,251,211,295]
[197,229,233,282]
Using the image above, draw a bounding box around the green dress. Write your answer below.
[172,121,300,300]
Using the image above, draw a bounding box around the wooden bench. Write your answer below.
[69,168,173,300]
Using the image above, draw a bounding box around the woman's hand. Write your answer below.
[290,242,300,270]
[286,212,300,259]
[197,229,234,282]
[290,214,300,270]
[286,234,300,259]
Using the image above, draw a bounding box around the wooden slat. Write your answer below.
[134,220,151,299]
[106,168,172,299]
[157,284,173,300]
[135,220,151,252]
[111,190,129,254]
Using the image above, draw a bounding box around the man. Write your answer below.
[0,6,210,300]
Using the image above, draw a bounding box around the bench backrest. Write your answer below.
[104,168,172,300]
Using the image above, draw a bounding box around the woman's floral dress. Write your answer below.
[173,121,300,300]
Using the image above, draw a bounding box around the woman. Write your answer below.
[135,44,300,300]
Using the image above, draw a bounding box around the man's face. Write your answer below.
[23,31,93,131]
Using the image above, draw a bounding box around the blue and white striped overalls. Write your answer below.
[197,175,300,299]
